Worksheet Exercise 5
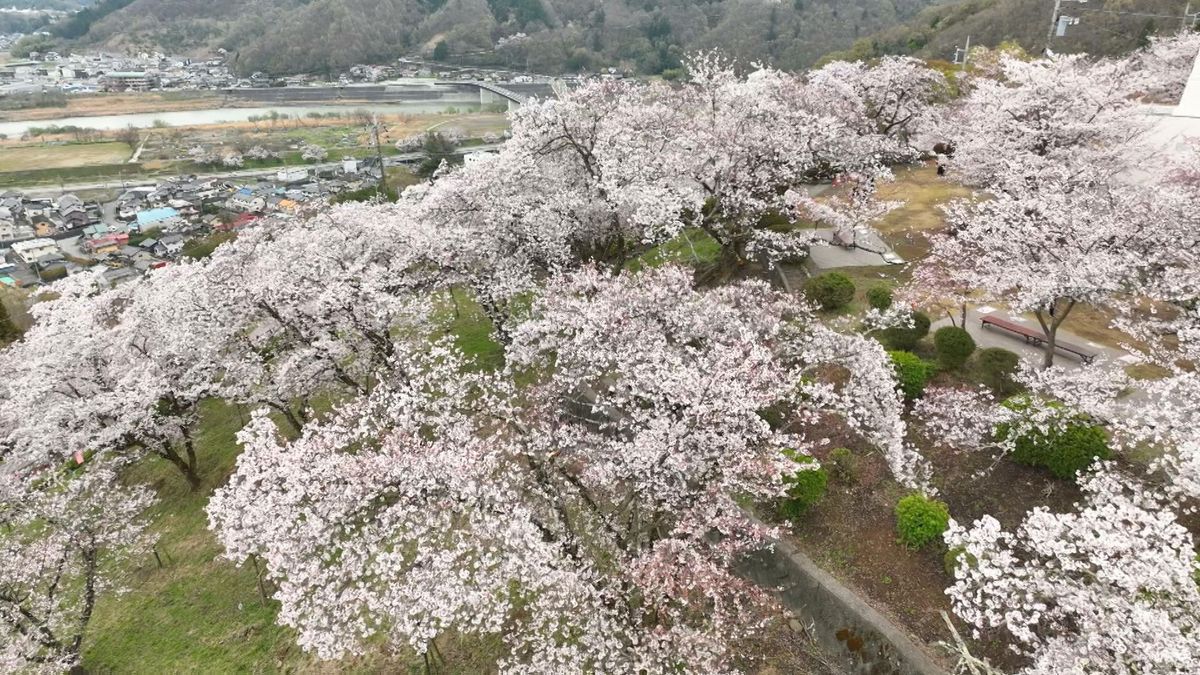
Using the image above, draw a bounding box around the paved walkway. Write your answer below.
[931,306,1138,372]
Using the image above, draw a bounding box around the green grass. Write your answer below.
[626,228,721,272]
[82,399,507,672]
[0,161,172,189]
[82,400,300,673]
[77,297,518,671]
[435,288,505,371]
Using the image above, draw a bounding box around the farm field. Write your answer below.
[0,141,132,172]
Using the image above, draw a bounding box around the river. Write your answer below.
[0,100,483,137]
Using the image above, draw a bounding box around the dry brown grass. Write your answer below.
[874,162,974,261]
[0,92,223,123]
[0,141,132,172]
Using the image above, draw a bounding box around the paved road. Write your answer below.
[14,144,501,197]
[930,306,1136,372]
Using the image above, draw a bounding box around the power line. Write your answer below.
[1073,7,1195,20]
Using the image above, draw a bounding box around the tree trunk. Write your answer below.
[68,546,99,657]
[158,444,201,491]
[1034,299,1077,369]
[476,294,512,346]
[181,428,199,483]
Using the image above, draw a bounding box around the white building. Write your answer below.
[464,151,496,167]
[11,238,61,265]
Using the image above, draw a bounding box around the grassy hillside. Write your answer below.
[81,295,510,672]
[824,0,1195,64]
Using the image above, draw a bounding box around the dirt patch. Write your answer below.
[773,418,1092,672]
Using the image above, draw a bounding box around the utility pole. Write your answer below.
[962,35,971,70]
[1184,3,1193,32]
[371,113,388,198]
[1046,0,1065,54]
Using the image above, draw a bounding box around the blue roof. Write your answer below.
[235,188,254,196]
[136,207,180,226]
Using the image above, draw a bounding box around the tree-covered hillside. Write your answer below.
[68,0,948,75]
[825,0,1197,64]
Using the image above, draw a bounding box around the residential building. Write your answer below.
[153,234,186,258]
[11,238,61,265]
[99,72,153,92]
[136,207,184,231]
[227,188,266,213]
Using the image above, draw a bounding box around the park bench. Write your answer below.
[980,315,1098,365]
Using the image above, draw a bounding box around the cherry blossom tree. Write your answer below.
[806,56,950,162]
[208,265,928,671]
[174,204,450,430]
[300,143,328,162]
[0,274,209,488]
[944,466,1200,674]
[246,145,277,161]
[0,466,156,672]
[1122,31,1200,103]
[938,54,1147,191]
[672,55,891,268]
[921,170,1193,367]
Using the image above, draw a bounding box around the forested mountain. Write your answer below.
[68,0,948,75]
[32,0,1197,76]
[824,0,1197,64]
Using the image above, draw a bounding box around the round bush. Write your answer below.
[977,347,1021,395]
[779,454,828,520]
[881,311,931,350]
[827,447,857,485]
[866,285,893,311]
[804,272,856,311]
[997,397,1112,480]
[943,545,977,576]
[888,350,933,401]
[934,326,976,370]
[895,493,950,549]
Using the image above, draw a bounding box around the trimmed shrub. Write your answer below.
[779,454,828,520]
[895,493,950,549]
[889,350,933,401]
[934,326,976,370]
[997,397,1112,481]
[827,447,857,484]
[804,272,856,311]
[977,347,1021,395]
[943,545,977,576]
[880,311,931,350]
[866,285,893,310]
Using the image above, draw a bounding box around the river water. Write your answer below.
[0,100,482,137]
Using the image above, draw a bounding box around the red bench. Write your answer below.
[980,315,1097,365]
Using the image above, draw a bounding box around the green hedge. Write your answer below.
[866,285,893,310]
[779,453,828,520]
[997,397,1111,480]
[804,272,856,311]
[977,347,1021,395]
[895,493,950,549]
[934,326,976,370]
[881,311,931,350]
[889,350,933,401]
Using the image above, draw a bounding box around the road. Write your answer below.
[14,145,501,197]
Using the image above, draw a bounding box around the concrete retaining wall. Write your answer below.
[739,524,948,675]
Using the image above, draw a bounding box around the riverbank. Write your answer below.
[0,91,225,124]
